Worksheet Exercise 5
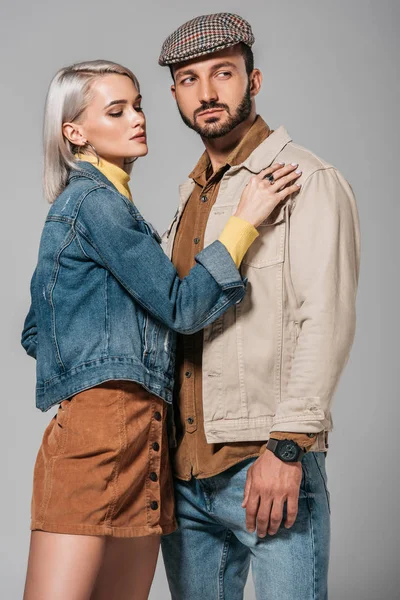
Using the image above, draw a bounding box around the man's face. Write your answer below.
[171,46,259,139]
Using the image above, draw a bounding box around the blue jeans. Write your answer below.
[161,453,330,600]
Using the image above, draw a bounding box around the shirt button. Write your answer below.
[152,442,160,452]
[149,472,158,482]
[154,411,162,421]
[150,501,159,510]
[185,371,192,378]
[187,417,194,425]
[194,237,200,245]
[201,195,208,203]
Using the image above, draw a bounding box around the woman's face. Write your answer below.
[67,74,147,168]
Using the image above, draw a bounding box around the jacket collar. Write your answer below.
[228,126,292,176]
[68,161,120,193]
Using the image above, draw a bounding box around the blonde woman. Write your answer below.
[21,60,302,600]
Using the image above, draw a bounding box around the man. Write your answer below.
[159,13,360,600]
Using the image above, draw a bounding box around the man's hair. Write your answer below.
[239,42,254,75]
[170,42,254,80]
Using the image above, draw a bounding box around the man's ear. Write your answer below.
[171,84,176,100]
[249,69,262,98]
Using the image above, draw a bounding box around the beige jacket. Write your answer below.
[163,126,360,444]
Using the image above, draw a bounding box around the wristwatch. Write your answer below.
[266,438,305,462]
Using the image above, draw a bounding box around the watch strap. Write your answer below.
[267,438,304,462]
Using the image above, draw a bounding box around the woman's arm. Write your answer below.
[75,188,246,334]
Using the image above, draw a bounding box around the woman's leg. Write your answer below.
[24,531,106,600]
[90,535,161,600]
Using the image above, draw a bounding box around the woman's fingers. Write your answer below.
[271,169,302,191]
[257,162,286,180]
[258,163,299,182]
[278,182,302,201]
[234,162,302,227]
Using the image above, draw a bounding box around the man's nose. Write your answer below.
[198,79,218,104]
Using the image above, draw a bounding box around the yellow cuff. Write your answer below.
[218,216,259,268]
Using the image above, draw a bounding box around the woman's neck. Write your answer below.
[98,155,125,170]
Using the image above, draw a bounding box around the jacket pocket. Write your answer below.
[242,220,285,268]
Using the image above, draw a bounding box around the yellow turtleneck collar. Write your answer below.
[76,154,132,201]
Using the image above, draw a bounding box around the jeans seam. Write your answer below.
[312,453,331,513]
[218,529,232,600]
[309,502,317,600]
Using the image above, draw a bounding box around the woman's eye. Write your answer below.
[134,106,144,112]
[109,111,123,118]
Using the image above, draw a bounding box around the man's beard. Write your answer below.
[177,82,252,139]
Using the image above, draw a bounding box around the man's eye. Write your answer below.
[182,77,195,85]
[217,71,231,78]
[109,111,123,118]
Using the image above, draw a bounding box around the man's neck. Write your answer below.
[201,111,257,173]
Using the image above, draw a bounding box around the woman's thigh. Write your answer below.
[24,531,106,600]
[91,536,161,600]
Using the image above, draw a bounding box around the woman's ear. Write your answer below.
[62,122,86,146]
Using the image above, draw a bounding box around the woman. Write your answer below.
[21,60,302,600]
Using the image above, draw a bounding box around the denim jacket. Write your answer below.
[21,162,246,411]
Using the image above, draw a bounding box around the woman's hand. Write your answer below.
[234,163,302,227]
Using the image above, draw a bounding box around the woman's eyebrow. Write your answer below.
[104,94,142,109]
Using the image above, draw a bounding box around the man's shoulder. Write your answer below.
[278,140,335,182]
[243,125,343,184]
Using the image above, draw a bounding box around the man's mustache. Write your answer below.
[194,102,230,119]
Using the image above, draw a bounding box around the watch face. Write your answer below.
[278,440,299,462]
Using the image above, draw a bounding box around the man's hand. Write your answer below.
[242,449,302,537]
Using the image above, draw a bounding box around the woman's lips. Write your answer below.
[130,133,147,143]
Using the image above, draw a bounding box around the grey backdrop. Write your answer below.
[1,0,398,598]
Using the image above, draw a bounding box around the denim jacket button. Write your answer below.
[154,411,162,421]
[152,442,160,451]
[150,501,159,510]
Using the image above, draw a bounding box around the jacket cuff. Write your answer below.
[195,240,246,291]
[271,397,326,434]
[268,431,317,450]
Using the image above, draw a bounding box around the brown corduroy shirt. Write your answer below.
[171,116,316,480]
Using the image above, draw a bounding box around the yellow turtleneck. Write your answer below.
[76,155,258,268]
[77,154,132,201]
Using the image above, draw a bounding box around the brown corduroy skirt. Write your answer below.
[31,380,177,538]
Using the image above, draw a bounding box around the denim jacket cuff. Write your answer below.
[195,241,246,291]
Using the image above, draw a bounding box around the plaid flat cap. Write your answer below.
[159,13,255,66]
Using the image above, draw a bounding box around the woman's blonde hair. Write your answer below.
[43,60,140,203]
